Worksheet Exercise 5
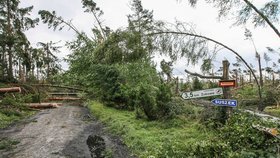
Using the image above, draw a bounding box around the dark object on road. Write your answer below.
[87,135,106,158]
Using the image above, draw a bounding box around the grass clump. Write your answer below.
[0,138,19,151]
[264,107,280,117]
[0,94,36,129]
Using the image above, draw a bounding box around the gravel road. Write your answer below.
[0,104,135,158]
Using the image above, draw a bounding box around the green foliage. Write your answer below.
[0,0,39,81]
[235,84,280,109]
[81,64,124,108]
[1,94,29,110]
[265,107,280,117]
[192,77,203,90]
[0,94,36,128]
[135,83,158,120]
[0,138,19,151]
[89,101,280,158]
[220,111,280,157]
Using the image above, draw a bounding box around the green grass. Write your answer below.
[88,101,217,158]
[264,107,280,117]
[0,109,35,129]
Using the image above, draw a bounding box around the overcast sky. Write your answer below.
[19,0,280,77]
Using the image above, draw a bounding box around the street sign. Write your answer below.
[219,80,236,87]
[181,88,223,100]
[211,99,237,107]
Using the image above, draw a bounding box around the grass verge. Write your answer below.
[0,108,35,129]
[88,101,218,158]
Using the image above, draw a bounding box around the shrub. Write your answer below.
[220,111,280,157]
[133,82,180,120]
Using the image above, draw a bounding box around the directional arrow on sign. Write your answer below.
[181,88,223,100]
[211,99,237,107]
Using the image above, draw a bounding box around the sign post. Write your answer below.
[181,88,223,100]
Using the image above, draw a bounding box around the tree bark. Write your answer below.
[7,46,13,80]
[0,87,21,93]
[256,53,264,87]
[7,0,13,81]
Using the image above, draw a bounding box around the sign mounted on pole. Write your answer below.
[219,80,236,87]
[181,88,223,100]
[211,99,237,107]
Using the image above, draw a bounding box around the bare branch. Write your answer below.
[243,0,280,38]
[185,69,222,79]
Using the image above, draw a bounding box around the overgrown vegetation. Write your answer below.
[0,94,35,129]
[89,101,280,157]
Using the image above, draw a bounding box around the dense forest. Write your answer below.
[0,0,280,157]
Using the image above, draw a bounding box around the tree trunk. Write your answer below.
[257,53,263,87]
[1,46,7,80]
[256,53,265,111]
[272,72,275,86]
[235,70,238,87]
[218,60,230,125]
[37,66,39,81]
[0,87,21,93]
[23,64,26,82]
[249,71,252,83]
[7,46,13,80]
[19,59,23,82]
[7,0,13,81]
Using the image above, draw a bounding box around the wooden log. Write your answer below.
[244,109,280,125]
[0,87,21,93]
[26,103,62,108]
[48,97,81,101]
[49,93,78,96]
[253,124,280,139]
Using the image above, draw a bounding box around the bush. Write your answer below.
[220,111,280,157]
[85,64,126,109]
[1,94,27,110]
[133,82,181,120]
[136,83,158,120]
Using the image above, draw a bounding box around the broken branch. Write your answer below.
[185,69,222,79]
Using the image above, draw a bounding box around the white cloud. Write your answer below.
[19,0,280,72]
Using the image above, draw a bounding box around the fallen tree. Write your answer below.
[0,87,21,93]
[26,103,62,108]
[48,97,81,101]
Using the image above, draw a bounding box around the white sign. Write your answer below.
[181,88,223,100]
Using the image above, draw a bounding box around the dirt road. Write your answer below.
[0,105,135,158]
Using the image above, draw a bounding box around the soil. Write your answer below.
[0,104,136,158]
